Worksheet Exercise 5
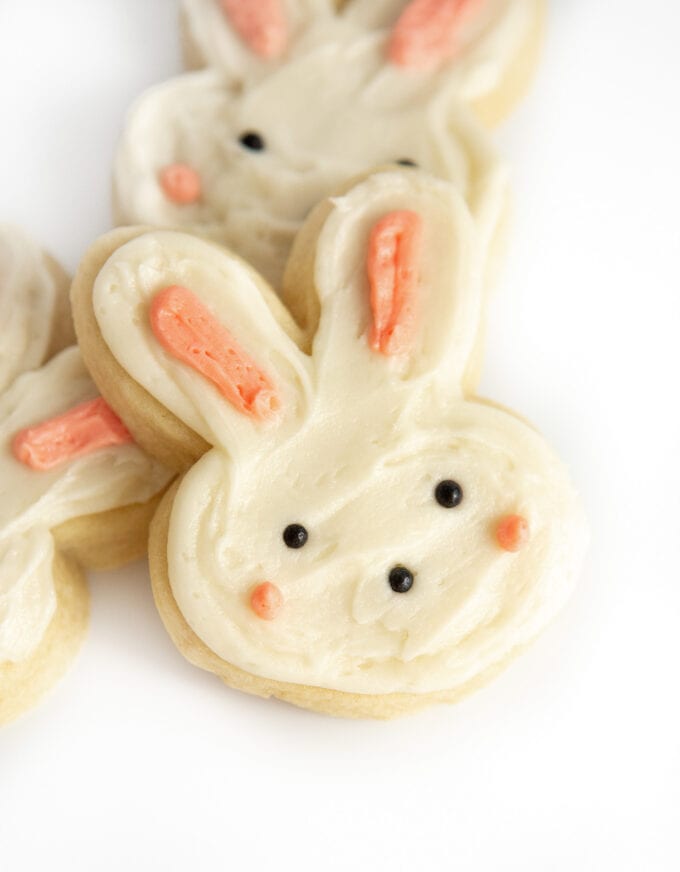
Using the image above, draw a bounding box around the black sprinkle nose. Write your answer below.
[389,566,414,593]
[239,130,266,151]
[283,523,308,549]
[396,158,418,167]
[435,479,463,508]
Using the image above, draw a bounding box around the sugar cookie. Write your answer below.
[0,228,172,724]
[74,171,586,718]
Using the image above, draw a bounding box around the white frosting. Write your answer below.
[0,225,63,393]
[181,0,338,81]
[0,348,172,664]
[114,39,507,289]
[181,0,537,107]
[341,0,538,102]
[94,172,586,697]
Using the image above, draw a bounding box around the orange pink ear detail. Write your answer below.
[12,397,134,471]
[150,285,279,419]
[388,0,485,70]
[220,0,288,59]
[367,210,423,356]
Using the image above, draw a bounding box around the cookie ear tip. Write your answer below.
[254,388,281,419]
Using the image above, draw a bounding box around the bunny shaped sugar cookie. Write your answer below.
[74,170,586,718]
[0,227,172,724]
[113,4,509,291]
[180,0,544,124]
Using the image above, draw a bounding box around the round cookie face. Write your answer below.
[0,228,172,724]
[114,39,507,290]
[84,171,587,715]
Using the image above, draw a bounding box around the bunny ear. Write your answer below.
[341,0,541,117]
[283,169,483,397]
[0,226,74,394]
[89,230,312,456]
[113,44,508,293]
[180,0,338,82]
[0,348,170,664]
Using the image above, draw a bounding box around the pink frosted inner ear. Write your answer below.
[12,397,133,471]
[150,285,279,419]
[388,0,485,70]
[367,210,424,356]
[220,0,289,59]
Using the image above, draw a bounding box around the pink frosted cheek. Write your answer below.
[250,582,284,620]
[159,163,202,205]
[495,514,530,552]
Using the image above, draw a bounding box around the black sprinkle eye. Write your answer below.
[396,158,418,167]
[283,523,308,549]
[389,566,414,593]
[239,130,266,151]
[435,480,463,508]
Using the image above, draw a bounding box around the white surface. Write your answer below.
[1,1,679,870]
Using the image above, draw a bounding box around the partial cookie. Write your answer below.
[179,0,545,124]
[113,38,508,291]
[0,224,74,394]
[0,228,172,725]
[340,0,546,125]
[75,170,587,718]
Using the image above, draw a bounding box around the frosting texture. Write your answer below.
[94,171,586,698]
[113,35,507,289]
[181,0,538,106]
[343,0,537,100]
[0,349,171,663]
[0,225,65,393]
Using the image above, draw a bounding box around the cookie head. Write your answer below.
[114,36,506,289]
[181,0,339,80]
[91,171,586,708]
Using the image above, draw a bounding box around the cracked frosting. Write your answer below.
[113,34,507,290]
[93,171,586,697]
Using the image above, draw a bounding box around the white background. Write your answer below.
[1,1,679,869]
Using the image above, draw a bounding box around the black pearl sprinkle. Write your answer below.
[396,158,418,167]
[283,523,308,549]
[388,566,414,593]
[435,479,463,508]
[239,130,266,151]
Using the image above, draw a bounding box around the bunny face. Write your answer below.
[342,0,540,97]
[0,229,171,667]
[91,171,586,699]
[114,33,507,290]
